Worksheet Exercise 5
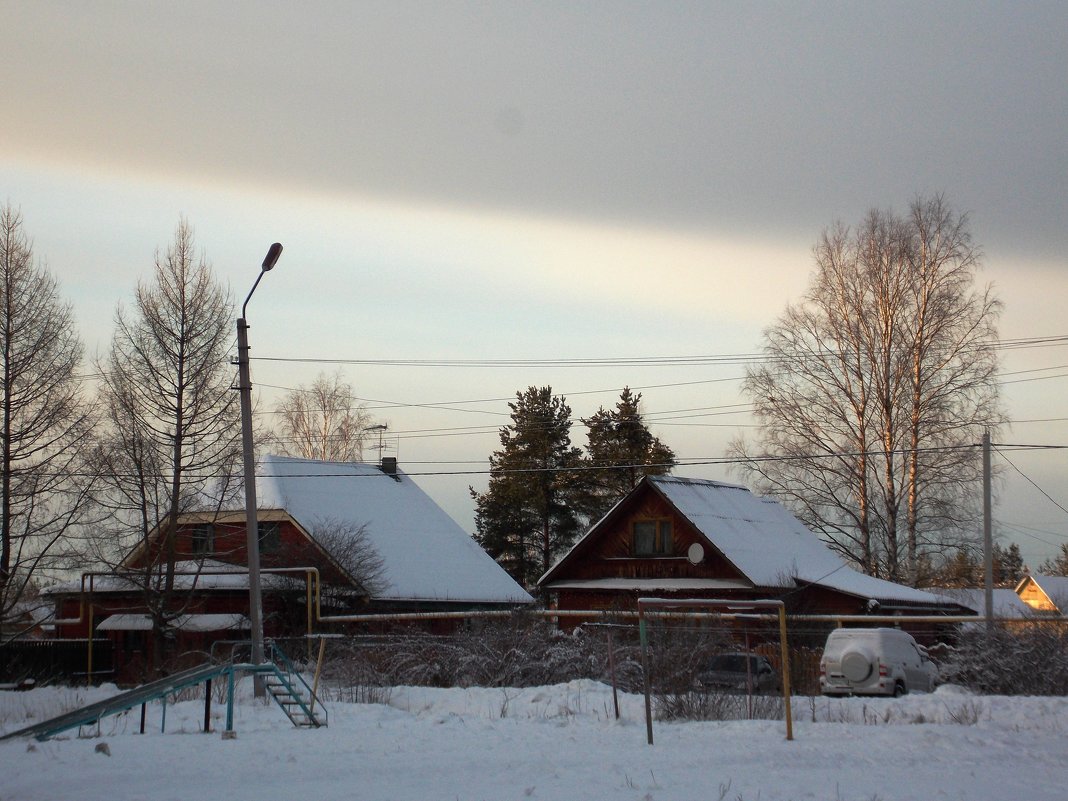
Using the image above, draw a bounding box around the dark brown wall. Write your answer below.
[556,489,747,583]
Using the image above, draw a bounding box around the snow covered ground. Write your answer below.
[1,680,1065,801]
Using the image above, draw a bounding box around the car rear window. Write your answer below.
[710,655,755,672]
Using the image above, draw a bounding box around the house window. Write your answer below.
[259,521,280,553]
[190,524,214,555]
[633,520,673,556]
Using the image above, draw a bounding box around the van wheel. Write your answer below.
[893,681,907,698]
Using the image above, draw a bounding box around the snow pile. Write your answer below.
[2,681,1066,800]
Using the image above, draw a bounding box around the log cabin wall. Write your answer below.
[558,490,747,583]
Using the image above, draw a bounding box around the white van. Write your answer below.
[819,628,937,697]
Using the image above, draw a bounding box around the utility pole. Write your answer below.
[238,243,282,697]
[983,430,993,631]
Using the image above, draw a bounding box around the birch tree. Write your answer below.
[272,372,376,462]
[732,196,1003,584]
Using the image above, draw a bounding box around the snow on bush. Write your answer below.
[935,623,1068,695]
[312,615,641,693]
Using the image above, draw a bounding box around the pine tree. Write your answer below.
[1039,543,1068,576]
[930,542,1024,588]
[580,387,676,523]
[993,542,1024,587]
[937,549,981,588]
[472,387,584,589]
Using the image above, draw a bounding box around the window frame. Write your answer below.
[258,521,281,554]
[190,523,214,556]
[632,518,673,557]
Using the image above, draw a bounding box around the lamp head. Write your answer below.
[262,243,283,271]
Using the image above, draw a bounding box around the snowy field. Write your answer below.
[1,680,1065,801]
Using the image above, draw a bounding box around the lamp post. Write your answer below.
[238,243,282,697]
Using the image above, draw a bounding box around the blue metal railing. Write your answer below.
[265,641,328,727]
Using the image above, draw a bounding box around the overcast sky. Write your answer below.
[2,1,1066,568]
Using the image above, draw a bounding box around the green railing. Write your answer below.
[265,641,328,727]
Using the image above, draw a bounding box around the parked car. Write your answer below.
[697,652,780,693]
[819,628,938,697]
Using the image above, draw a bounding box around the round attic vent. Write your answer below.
[686,543,705,565]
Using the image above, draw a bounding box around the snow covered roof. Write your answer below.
[646,476,944,606]
[546,578,751,592]
[1023,574,1068,608]
[96,613,250,632]
[256,455,532,605]
[43,560,291,595]
[933,587,1031,618]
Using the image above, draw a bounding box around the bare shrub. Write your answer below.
[316,615,642,697]
[938,624,1068,695]
[308,615,790,711]
[656,690,784,722]
[945,699,984,725]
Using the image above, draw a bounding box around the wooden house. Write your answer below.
[47,455,531,681]
[538,475,960,628]
[1015,573,1068,614]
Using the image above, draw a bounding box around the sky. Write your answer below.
[1,1,1066,569]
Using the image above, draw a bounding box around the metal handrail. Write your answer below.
[266,641,328,727]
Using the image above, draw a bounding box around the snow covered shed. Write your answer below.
[538,475,960,624]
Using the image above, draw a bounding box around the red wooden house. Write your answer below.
[47,456,532,682]
[538,475,960,626]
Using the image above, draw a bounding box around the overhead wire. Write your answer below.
[994,445,1068,519]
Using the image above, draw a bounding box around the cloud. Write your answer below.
[2,3,1066,258]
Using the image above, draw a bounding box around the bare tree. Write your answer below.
[265,515,387,633]
[731,196,1003,584]
[93,218,240,669]
[307,516,387,599]
[0,204,97,639]
[271,371,377,461]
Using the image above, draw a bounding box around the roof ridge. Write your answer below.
[649,474,748,491]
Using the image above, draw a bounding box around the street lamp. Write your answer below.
[237,242,282,697]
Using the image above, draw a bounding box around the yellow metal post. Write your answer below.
[86,601,94,685]
[777,606,793,741]
[311,637,327,716]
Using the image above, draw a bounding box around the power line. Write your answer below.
[249,333,1068,370]
[997,520,1067,548]
[251,353,765,368]
[994,446,1068,520]
[72,441,1066,482]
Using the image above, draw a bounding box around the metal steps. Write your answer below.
[262,643,326,729]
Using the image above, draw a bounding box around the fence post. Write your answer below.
[638,606,654,745]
